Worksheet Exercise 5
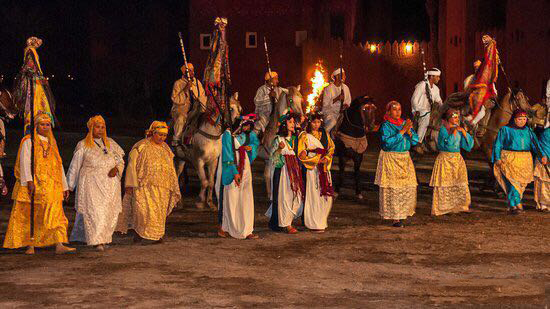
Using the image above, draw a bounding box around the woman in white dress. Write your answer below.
[67,116,125,251]
[297,112,335,233]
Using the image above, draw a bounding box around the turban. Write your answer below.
[181,63,194,74]
[34,112,52,126]
[264,71,278,81]
[427,68,441,76]
[473,60,482,69]
[331,68,345,79]
[146,121,169,137]
[84,115,110,149]
[26,36,42,48]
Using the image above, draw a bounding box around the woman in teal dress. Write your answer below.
[492,109,547,214]
[430,109,474,216]
[533,127,550,212]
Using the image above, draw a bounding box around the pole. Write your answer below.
[29,88,35,240]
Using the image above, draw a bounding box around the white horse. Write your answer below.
[257,85,305,197]
[175,92,242,209]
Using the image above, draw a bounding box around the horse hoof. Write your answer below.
[356,194,364,200]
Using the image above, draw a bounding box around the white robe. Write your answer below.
[214,138,255,239]
[321,83,351,134]
[253,84,288,133]
[411,80,443,143]
[67,138,125,245]
[265,136,303,227]
[302,133,333,230]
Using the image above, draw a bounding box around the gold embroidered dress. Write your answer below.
[116,138,181,240]
[430,126,474,216]
[3,132,69,248]
[375,120,419,220]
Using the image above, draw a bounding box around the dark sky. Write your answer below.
[1,0,430,130]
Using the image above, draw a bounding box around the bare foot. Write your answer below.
[217,227,228,238]
[55,244,76,254]
[245,233,259,239]
[96,244,105,252]
[25,246,35,255]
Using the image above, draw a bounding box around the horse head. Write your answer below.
[284,85,304,116]
[228,91,242,124]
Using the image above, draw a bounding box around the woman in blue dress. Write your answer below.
[492,109,547,214]
[429,109,474,216]
[374,101,419,227]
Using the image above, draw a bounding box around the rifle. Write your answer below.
[178,32,197,112]
[263,36,276,112]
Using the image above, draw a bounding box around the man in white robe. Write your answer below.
[253,71,288,134]
[411,68,443,151]
[321,68,351,135]
[170,63,207,146]
[67,116,125,251]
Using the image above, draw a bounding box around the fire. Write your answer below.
[306,61,329,113]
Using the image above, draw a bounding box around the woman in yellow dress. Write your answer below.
[3,113,75,254]
[116,121,181,243]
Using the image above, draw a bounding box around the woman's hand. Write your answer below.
[27,181,35,196]
[234,174,242,187]
[108,167,118,178]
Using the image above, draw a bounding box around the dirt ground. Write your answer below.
[0,133,548,308]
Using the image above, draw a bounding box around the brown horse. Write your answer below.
[0,77,18,120]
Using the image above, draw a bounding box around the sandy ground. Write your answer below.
[0,133,548,308]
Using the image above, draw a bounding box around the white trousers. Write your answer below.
[417,112,430,143]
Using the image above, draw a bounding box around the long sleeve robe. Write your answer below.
[67,138,125,245]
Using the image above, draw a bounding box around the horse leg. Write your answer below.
[335,154,347,196]
[206,160,217,211]
[175,160,186,203]
[194,160,208,209]
[264,160,272,198]
[353,153,363,200]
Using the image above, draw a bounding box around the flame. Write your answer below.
[306,61,329,113]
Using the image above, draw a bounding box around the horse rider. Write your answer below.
[170,63,207,146]
[464,60,481,91]
[411,68,443,154]
[322,68,351,136]
[253,71,288,135]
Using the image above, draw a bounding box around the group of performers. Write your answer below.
[2,34,548,256]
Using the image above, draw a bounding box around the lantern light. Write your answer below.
[369,44,377,53]
[405,43,413,54]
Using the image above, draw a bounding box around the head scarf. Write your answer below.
[443,108,460,134]
[383,101,404,126]
[34,112,52,126]
[507,109,528,130]
[264,71,278,81]
[85,115,110,149]
[146,121,169,137]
